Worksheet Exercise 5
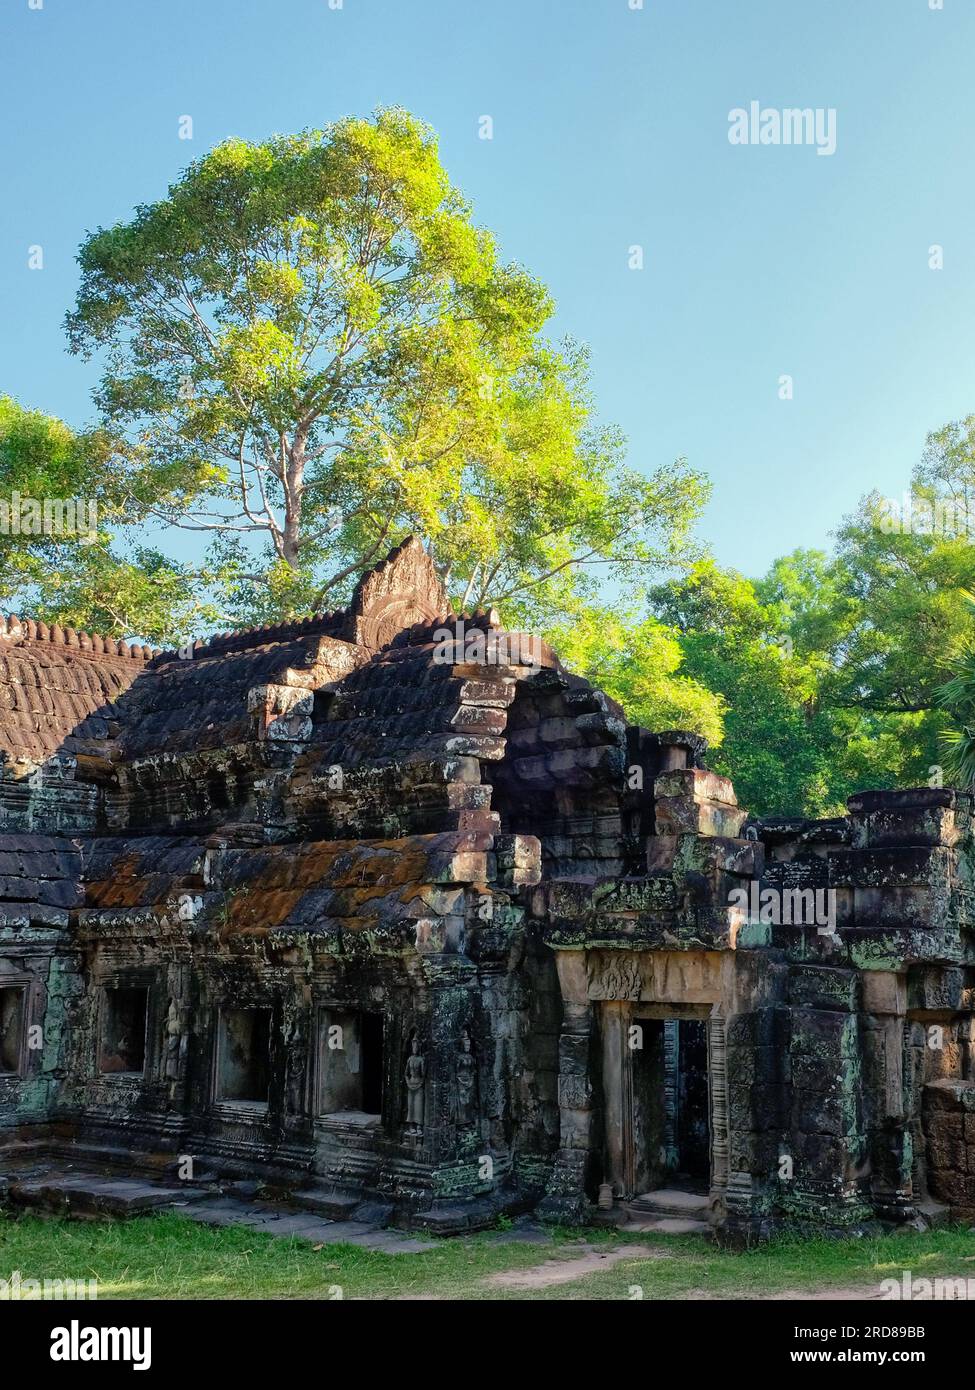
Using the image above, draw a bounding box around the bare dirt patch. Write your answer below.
[483,1242,660,1290]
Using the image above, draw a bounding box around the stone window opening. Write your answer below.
[0,986,26,1074]
[216,1007,271,1106]
[316,1008,384,1121]
[99,986,149,1076]
[663,1018,710,1189]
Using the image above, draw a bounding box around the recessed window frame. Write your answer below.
[214,1005,272,1109]
[314,1005,384,1121]
[98,984,150,1078]
[0,984,27,1077]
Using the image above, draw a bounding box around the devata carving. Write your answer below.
[455,1029,477,1127]
[163,999,181,1082]
[404,1035,426,1137]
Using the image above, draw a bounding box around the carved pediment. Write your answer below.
[344,536,449,650]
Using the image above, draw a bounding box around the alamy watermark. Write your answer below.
[0,493,98,541]
[0,1269,98,1300]
[729,881,837,935]
[881,1269,975,1300]
[873,491,975,539]
[50,1320,151,1370]
[432,618,543,672]
[729,102,837,157]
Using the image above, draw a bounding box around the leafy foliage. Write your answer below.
[0,396,211,643]
[546,599,726,745]
[6,114,975,818]
[67,110,707,626]
[649,546,949,818]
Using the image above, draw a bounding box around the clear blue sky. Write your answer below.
[1,0,973,574]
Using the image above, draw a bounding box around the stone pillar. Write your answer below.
[538,952,598,1222]
[601,1001,632,1198]
[787,999,868,1227]
[707,1009,730,1198]
[861,971,912,1218]
[663,1019,680,1170]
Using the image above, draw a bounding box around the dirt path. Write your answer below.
[708,1282,887,1301]
[393,1233,975,1300]
[484,1250,975,1300]
[483,1243,660,1290]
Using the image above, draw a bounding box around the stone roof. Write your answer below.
[0,618,157,767]
[0,537,458,771]
[77,829,490,942]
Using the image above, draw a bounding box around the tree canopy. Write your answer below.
[0,395,213,642]
[66,109,706,628]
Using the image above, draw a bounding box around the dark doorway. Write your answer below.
[674,1019,710,1185]
[99,987,148,1075]
[0,987,25,1073]
[317,1009,384,1118]
[630,1018,666,1193]
[630,1015,710,1196]
[217,1007,271,1104]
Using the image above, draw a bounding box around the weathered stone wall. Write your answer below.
[0,833,84,1132]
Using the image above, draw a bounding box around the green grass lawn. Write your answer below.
[1,1211,973,1300]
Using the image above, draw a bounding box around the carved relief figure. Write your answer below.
[587,953,643,1000]
[405,1034,425,1136]
[455,1028,477,1126]
[163,998,185,1082]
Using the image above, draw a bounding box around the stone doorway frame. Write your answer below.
[600,999,728,1203]
[545,947,733,1223]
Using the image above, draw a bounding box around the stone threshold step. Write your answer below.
[627,1188,709,1218]
[288,1187,364,1219]
[8,1172,212,1217]
[620,1216,711,1236]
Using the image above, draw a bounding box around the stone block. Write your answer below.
[927,1111,962,1141]
[929,1169,968,1205]
[788,966,858,1012]
[789,1008,857,1060]
[908,965,964,1013]
[926,1136,967,1173]
[861,970,907,1016]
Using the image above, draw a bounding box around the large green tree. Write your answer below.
[641,417,975,817]
[823,419,975,792]
[917,415,975,784]
[67,109,706,626]
[650,558,840,816]
[0,393,106,602]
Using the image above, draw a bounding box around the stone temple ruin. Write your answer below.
[2,535,975,1240]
